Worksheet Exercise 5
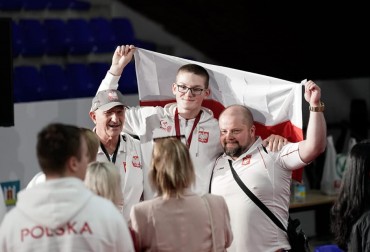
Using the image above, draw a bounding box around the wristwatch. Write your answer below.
[309,101,325,112]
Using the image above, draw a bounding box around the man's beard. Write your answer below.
[223,141,246,158]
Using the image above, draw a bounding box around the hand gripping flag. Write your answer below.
[133,48,305,181]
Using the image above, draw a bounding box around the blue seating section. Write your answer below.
[11,22,23,57]
[66,18,95,55]
[12,17,156,57]
[13,62,138,103]
[0,0,91,11]
[65,63,95,97]
[5,3,156,102]
[44,19,71,55]
[14,66,47,102]
[40,64,70,100]
[18,19,48,56]
[0,0,23,11]
[89,17,117,53]
[118,62,138,94]
[111,17,136,45]
[89,62,110,87]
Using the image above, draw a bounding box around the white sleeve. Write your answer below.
[124,106,160,136]
[279,142,307,170]
[97,71,120,93]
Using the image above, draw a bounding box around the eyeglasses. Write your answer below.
[176,84,205,95]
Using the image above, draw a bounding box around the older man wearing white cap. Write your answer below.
[89,89,143,222]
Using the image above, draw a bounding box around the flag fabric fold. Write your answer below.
[133,48,304,181]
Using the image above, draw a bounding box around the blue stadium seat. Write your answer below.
[90,61,138,94]
[89,17,117,53]
[66,18,94,55]
[18,19,47,56]
[23,0,50,10]
[13,67,24,103]
[13,66,46,102]
[111,17,137,45]
[118,61,138,94]
[11,21,23,57]
[69,0,91,11]
[40,64,70,100]
[65,63,95,98]
[48,0,72,10]
[43,19,70,55]
[0,0,23,11]
[314,244,343,252]
[89,62,110,88]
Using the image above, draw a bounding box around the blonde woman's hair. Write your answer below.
[150,137,195,199]
[80,128,100,162]
[84,161,123,211]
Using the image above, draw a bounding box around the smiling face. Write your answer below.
[219,105,256,159]
[90,105,125,140]
[172,71,210,118]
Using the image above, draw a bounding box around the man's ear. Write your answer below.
[67,156,79,173]
[250,125,256,136]
[89,111,96,124]
[172,83,177,95]
[204,88,211,98]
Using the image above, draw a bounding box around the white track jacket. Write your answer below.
[98,72,223,199]
[0,178,134,252]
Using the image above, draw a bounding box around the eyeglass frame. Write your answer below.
[175,83,206,95]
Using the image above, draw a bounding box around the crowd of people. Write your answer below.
[6,44,367,252]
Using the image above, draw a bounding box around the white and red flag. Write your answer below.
[133,48,305,181]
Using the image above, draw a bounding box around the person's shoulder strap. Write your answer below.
[228,160,287,232]
[209,154,224,193]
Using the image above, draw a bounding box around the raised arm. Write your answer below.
[97,45,136,93]
[298,80,327,162]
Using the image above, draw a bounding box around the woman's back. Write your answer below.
[131,137,232,251]
[130,191,232,252]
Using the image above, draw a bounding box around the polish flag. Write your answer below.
[133,48,305,181]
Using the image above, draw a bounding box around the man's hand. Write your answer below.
[262,134,288,152]
[304,80,321,107]
[109,45,136,76]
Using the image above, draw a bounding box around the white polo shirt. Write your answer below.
[211,137,306,252]
[96,132,143,222]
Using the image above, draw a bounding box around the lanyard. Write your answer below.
[174,108,202,148]
[100,136,121,164]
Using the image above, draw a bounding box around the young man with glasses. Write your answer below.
[97,45,285,200]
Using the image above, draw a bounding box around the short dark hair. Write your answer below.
[37,123,83,175]
[177,64,210,88]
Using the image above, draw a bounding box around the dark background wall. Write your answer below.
[121,0,370,82]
